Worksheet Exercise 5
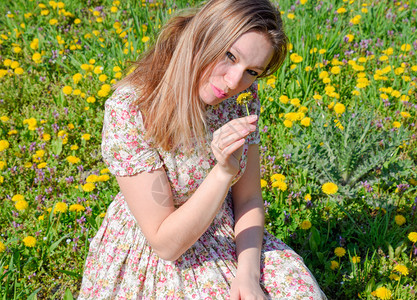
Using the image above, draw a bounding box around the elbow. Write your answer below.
[151,240,184,262]
[154,247,183,262]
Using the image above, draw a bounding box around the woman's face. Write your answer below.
[198,31,274,106]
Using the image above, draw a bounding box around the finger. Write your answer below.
[221,138,245,156]
[217,128,250,150]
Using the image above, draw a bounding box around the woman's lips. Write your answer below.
[210,84,227,99]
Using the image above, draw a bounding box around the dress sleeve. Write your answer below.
[245,82,261,145]
[101,87,163,176]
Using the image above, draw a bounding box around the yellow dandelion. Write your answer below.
[272,180,287,191]
[351,256,360,263]
[300,220,312,230]
[334,247,346,257]
[300,117,311,127]
[62,86,73,95]
[330,260,339,270]
[82,182,95,192]
[393,264,409,276]
[373,287,392,300]
[54,202,68,213]
[392,121,401,128]
[69,204,86,212]
[66,156,81,164]
[22,236,36,247]
[394,215,406,226]
[98,174,110,182]
[334,103,346,114]
[81,134,91,141]
[0,241,5,252]
[408,232,417,243]
[12,195,24,202]
[0,140,10,152]
[15,200,28,211]
[322,182,338,195]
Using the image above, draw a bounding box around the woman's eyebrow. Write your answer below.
[231,47,265,71]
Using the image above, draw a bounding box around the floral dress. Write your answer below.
[78,83,327,300]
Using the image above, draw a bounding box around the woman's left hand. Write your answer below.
[230,273,267,300]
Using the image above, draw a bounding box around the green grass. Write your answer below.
[0,0,416,299]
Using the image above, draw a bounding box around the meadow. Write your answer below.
[0,0,416,299]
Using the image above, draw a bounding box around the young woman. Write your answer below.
[79,0,327,299]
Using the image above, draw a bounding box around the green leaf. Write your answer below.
[49,234,70,253]
[365,276,375,294]
[63,288,74,300]
[388,243,394,259]
[51,138,63,156]
[309,227,321,253]
[26,288,42,300]
[57,269,82,279]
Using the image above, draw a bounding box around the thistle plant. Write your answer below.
[284,105,414,202]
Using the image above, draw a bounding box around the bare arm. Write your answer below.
[230,144,266,299]
[117,115,258,261]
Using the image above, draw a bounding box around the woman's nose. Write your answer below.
[224,67,243,90]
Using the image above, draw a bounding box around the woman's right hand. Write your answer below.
[211,114,258,176]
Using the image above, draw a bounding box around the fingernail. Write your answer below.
[251,115,258,121]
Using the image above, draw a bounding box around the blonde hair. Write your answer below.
[114,0,288,152]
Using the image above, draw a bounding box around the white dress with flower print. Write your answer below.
[78,83,327,300]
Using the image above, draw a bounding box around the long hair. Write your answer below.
[114,0,288,152]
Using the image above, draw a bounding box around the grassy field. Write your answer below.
[0,0,416,299]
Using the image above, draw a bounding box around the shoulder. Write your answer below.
[105,86,138,110]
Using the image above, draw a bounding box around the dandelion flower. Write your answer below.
[395,215,406,226]
[334,247,346,257]
[0,241,5,252]
[236,92,253,116]
[15,200,28,211]
[0,140,10,152]
[54,202,68,213]
[81,134,91,141]
[86,174,99,183]
[0,161,6,170]
[82,183,96,192]
[373,287,392,300]
[272,180,287,191]
[408,232,417,243]
[62,86,73,95]
[66,156,81,164]
[400,112,410,118]
[392,121,401,128]
[300,117,311,127]
[260,179,267,188]
[22,236,36,247]
[401,44,411,52]
[304,194,311,201]
[393,264,409,276]
[322,182,338,195]
[98,174,110,182]
[290,53,303,63]
[389,273,400,281]
[279,95,289,104]
[287,13,295,20]
[330,260,339,270]
[271,174,286,182]
[283,120,293,128]
[300,220,312,230]
[333,103,346,114]
[351,256,360,263]
[70,204,86,212]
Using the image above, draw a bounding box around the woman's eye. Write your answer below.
[226,51,236,62]
[247,69,258,76]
